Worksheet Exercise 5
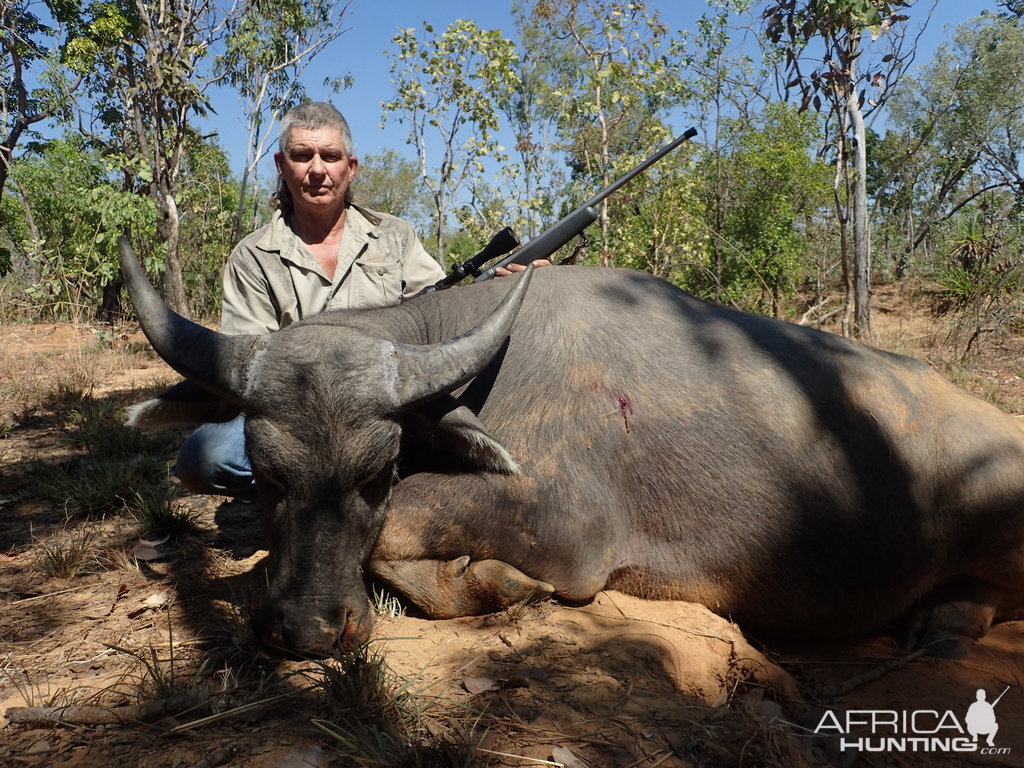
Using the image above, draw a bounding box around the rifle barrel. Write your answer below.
[582,127,698,209]
[474,127,698,282]
[993,685,1010,707]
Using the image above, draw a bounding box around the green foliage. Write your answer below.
[929,209,1024,357]
[935,212,1019,307]
[886,14,1024,248]
[62,397,177,460]
[130,484,201,539]
[525,1,689,264]
[603,150,706,282]
[177,135,239,317]
[19,454,164,518]
[0,128,238,320]
[18,394,177,519]
[35,527,99,578]
[0,0,102,130]
[354,149,431,233]
[4,135,158,320]
[687,104,830,312]
[7,1,1013,324]
[382,19,521,263]
[949,213,999,274]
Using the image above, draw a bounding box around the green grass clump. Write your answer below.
[18,395,188,525]
[312,645,472,767]
[35,528,99,578]
[19,456,164,518]
[129,485,201,539]
[62,397,178,459]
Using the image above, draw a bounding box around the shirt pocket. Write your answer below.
[354,259,404,308]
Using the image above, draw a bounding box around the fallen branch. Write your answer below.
[5,693,205,726]
[798,297,834,326]
[820,647,927,699]
[168,693,293,733]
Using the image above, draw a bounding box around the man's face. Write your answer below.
[275,126,357,216]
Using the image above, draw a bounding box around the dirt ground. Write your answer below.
[2,284,1024,768]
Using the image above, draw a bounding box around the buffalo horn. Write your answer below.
[118,236,254,405]
[391,264,534,408]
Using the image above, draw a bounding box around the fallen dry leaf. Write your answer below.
[82,606,111,620]
[143,591,169,608]
[133,544,163,561]
[462,677,495,695]
[551,745,589,768]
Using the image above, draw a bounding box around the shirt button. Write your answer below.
[377,268,385,275]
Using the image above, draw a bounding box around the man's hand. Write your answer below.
[494,259,551,277]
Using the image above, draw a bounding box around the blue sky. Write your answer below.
[201,1,998,184]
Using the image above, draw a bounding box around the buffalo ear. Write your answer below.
[126,380,242,431]
[402,396,519,475]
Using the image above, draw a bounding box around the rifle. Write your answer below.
[417,127,697,294]
[417,226,521,295]
[474,126,697,282]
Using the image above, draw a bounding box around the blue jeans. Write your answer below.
[175,414,257,498]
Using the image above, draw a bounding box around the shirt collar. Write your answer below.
[253,206,380,281]
[254,206,382,253]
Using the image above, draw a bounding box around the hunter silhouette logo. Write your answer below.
[965,686,1008,748]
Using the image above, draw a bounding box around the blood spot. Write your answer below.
[617,395,633,433]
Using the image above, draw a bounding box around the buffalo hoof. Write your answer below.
[918,631,972,660]
[371,556,555,619]
[903,587,997,659]
[463,557,556,609]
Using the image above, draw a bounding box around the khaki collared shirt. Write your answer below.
[221,204,445,335]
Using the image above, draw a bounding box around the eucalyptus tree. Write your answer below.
[382,19,520,266]
[73,0,236,315]
[763,0,927,338]
[494,2,571,240]
[353,148,431,234]
[216,0,353,243]
[525,0,688,265]
[885,12,1024,264]
[687,0,770,302]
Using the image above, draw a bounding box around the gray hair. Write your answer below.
[278,102,354,155]
[271,102,355,213]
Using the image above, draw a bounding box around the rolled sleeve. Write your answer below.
[398,225,445,298]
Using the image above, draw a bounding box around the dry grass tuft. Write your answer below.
[312,644,475,767]
[33,526,101,578]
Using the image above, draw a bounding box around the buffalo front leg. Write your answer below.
[370,556,554,619]
[369,472,610,618]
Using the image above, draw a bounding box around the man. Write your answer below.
[965,688,1000,747]
[176,102,542,496]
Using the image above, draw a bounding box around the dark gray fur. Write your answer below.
[131,266,1024,657]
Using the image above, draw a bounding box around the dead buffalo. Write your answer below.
[120,237,1024,658]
